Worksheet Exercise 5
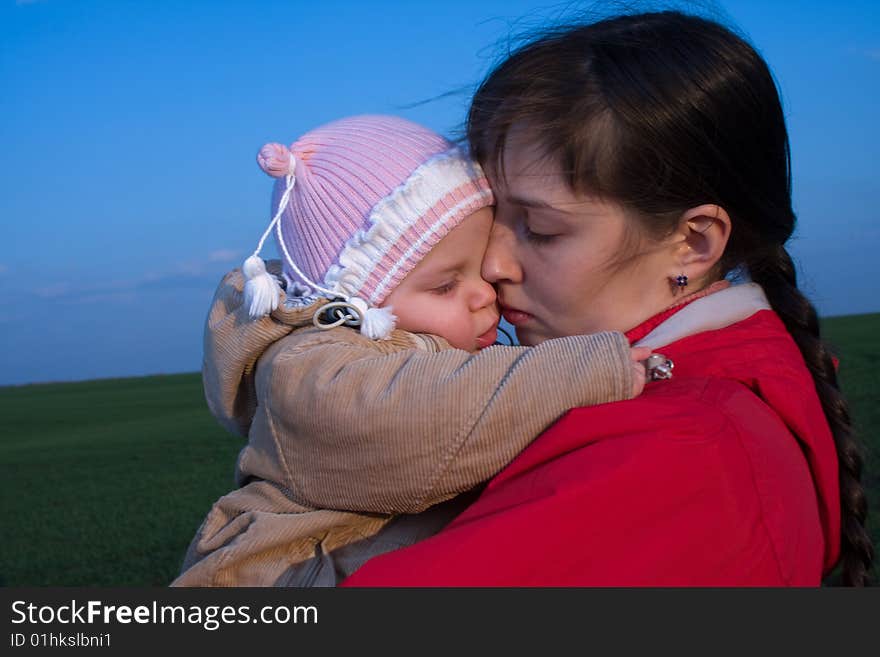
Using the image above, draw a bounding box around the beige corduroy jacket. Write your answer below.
[172,263,633,587]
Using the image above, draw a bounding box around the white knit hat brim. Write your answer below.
[324,147,494,305]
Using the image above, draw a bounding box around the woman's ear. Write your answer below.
[670,204,731,287]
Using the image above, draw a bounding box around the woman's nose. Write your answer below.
[481,221,522,284]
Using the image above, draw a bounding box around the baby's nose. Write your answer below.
[470,278,497,311]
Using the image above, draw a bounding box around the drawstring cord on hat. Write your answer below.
[242,145,396,340]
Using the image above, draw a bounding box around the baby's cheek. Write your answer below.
[450,320,479,351]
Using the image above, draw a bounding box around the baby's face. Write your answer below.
[382,207,499,352]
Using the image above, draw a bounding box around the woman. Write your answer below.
[342,11,873,585]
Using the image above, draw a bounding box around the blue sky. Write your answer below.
[1,0,878,385]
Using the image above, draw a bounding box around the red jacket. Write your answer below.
[342,284,840,586]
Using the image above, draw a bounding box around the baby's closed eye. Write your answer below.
[430,279,459,295]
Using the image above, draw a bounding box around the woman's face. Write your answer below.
[481,133,679,346]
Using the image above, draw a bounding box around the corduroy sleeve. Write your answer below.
[262,329,633,514]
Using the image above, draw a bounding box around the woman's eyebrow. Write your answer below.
[506,193,587,216]
[506,194,558,210]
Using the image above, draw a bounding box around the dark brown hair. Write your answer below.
[468,10,873,585]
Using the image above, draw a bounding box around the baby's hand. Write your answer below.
[629,346,652,398]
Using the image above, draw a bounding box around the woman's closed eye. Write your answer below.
[512,208,561,245]
[522,224,560,245]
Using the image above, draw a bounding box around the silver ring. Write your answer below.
[645,353,674,381]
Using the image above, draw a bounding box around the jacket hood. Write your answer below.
[635,283,841,572]
[201,263,324,437]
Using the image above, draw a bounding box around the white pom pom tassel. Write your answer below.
[242,255,281,319]
[359,305,397,340]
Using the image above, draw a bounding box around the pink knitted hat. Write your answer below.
[243,115,495,338]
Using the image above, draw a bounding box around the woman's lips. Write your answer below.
[501,306,534,326]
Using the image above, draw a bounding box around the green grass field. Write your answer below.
[2,313,878,586]
[0,374,241,586]
[821,312,880,582]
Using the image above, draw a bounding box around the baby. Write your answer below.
[173,115,647,587]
